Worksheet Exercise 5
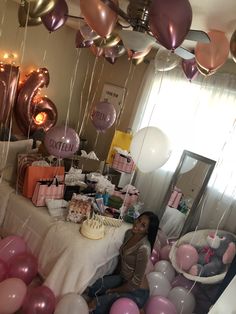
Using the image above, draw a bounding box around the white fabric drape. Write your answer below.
[132,61,236,233]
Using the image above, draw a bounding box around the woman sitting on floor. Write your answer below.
[85,211,159,314]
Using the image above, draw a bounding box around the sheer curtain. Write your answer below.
[132,61,236,233]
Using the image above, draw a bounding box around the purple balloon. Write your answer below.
[172,275,198,295]
[8,252,38,285]
[104,45,126,64]
[0,259,8,282]
[145,296,177,314]
[90,101,116,132]
[149,0,192,50]
[0,236,27,263]
[110,297,139,314]
[44,126,80,158]
[75,30,93,48]
[22,285,56,314]
[182,58,199,81]
[41,0,68,32]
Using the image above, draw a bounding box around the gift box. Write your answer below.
[112,153,135,174]
[23,165,65,198]
[112,188,139,208]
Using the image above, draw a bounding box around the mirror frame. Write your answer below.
[159,150,216,236]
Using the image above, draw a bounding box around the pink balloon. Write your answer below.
[160,245,172,261]
[0,235,27,263]
[44,126,80,158]
[41,0,68,32]
[8,252,38,285]
[0,258,8,282]
[145,296,177,314]
[0,278,27,314]
[176,244,199,271]
[182,58,199,81]
[109,297,139,314]
[90,101,116,132]
[149,0,192,50]
[150,248,160,265]
[168,287,196,314]
[22,285,56,314]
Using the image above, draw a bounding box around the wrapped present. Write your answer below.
[112,152,135,174]
[67,194,92,223]
[32,177,65,207]
[23,165,65,198]
[112,185,139,208]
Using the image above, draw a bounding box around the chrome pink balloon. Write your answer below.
[90,101,116,132]
[145,296,177,314]
[0,278,27,314]
[110,297,140,314]
[149,0,192,50]
[0,64,19,123]
[8,252,38,285]
[22,285,56,314]
[182,58,199,81]
[44,126,80,158]
[0,258,8,282]
[176,244,199,271]
[0,235,27,263]
[41,0,68,32]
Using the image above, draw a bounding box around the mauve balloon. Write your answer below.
[182,58,199,81]
[90,101,116,132]
[75,30,93,49]
[110,297,140,314]
[0,259,8,282]
[41,0,68,32]
[0,235,27,263]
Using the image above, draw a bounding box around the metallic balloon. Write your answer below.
[230,30,236,63]
[90,101,116,132]
[25,0,58,18]
[75,30,93,49]
[15,68,54,135]
[0,64,20,124]
[182,58,199,81]
[94,33,121,48]
[89,45,104,57]
[132,57,145,65]
[196,62,216,77]
[41,0,68,32]
[18,4,42,27]
[103,44,126,64]
[79,23,100,41]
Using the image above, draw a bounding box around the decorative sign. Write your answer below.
[100,83,126,114]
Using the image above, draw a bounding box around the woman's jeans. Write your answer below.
[88,274,149,314]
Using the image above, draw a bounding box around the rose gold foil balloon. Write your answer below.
[230,30,236,63]
[80,0,118,37]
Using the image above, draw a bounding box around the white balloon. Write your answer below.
[180,156,198,174]
[130,126,171,173]
[54,293,89,314]
[168,287,196,314]
[154,260,176,282]
[147,271,171,297]
[155,48,180,72]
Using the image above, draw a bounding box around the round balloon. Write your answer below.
[154,260,175,282]
[0,259,8,282]
[155,48,180,72]
[147,271,171,297]
[90,101,116,132]
[230,30,236,63]
[0,235,27,263]
[55,293,89,314]
[176,244,199,271]
[130,126,171,173]
[109,297,140,314]
[41,0,68,32]
[160,245,172,261]
[44,126,80,158]
[182,58,199,81]
[168,286,196,314]
[180,156,198,174]
[0,278,27,314]
[145,296,177,314]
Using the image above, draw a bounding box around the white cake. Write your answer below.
[80,214,105,240]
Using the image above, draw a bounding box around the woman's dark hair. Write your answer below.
[139,211,159,251]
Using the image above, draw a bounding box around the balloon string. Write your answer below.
[79,55,98,138]
[42,32,50,66]
[76,58,90,134]
[116,61,134,128]
[0,0,7,43]
[93,130,100,151]
[19,2,30,66]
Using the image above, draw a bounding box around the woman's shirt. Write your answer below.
[120,229,151,290]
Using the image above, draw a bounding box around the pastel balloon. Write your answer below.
[147,271,172,297]
[171,275,198,295]
[80,0,118,37]
[154,260,175,282]
[80,23,100,41]
[180,155,198,174]
[0,235,27,263]
[130,126,171,173]
[18,4,42,27]
[149,0,192,50]
[25,0,57,18]
[195,30,229,72]
[109,297,139,314]
[176,244,199,271]
[182,58,199,81]
[0,278,27,314]
[8,252,38,285]
[168,287,196,314]
[44,126,80,158]
[90,101,116,132]
[0,258,8,282]
[160,245,172,261]
[155,48,180,72]
[150,248,160,265]
[145,296,177,314]
[75,30,93,49]
[22,285,56,314]
[0,64,19,124]
[41,0,68,32]
[230,30,236,63]
[104,44,126,64]
[55,293,89,314]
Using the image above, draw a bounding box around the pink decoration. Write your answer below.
[90,101,116,132]
[176,244,199,271]
[0,235,27,263]
[160,245,172,261]
[109,297,140,314]
[145,296,177,314]
[0,258,8,282]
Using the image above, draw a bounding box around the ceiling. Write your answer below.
[66,0,236,50]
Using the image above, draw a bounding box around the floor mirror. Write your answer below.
[159,150,216,238]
